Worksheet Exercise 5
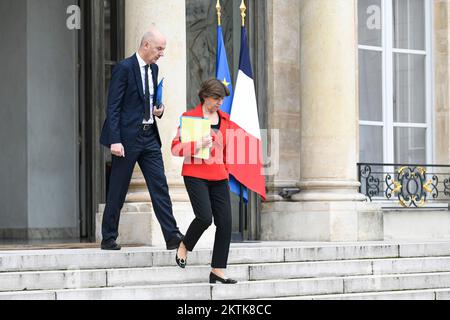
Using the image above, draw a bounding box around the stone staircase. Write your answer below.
[2,241,450,299]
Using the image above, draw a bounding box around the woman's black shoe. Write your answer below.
[175,254,186,268]
[175,243,187,269]
[209,272,237,284]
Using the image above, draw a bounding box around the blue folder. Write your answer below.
[156,78,164,107]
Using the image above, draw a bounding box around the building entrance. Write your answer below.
[0,0,80,244]
[0,0,124,246]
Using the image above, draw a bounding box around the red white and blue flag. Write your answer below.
[216,23,247,201]
[227,26,266,201]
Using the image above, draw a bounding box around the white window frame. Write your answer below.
[358,0,434,165]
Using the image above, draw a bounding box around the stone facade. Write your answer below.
[95,0,215,246]
[261,0,382,241]
[97,0,450,245]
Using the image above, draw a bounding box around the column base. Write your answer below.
[96,202,216,247]
[126,178,190,202]
[260,201,383,241]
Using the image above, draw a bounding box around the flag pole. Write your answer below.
[240,0,246,26]
[216,0,222,26]
[239,0,247,241]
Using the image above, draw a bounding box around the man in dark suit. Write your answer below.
[100,29,183,251]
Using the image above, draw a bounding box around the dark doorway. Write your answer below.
[79,0,125,242]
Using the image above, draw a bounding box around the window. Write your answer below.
[358,0,432,164]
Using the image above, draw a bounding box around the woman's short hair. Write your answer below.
[198,79,230,104]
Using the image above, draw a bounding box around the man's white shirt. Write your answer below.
[136,52,154,125]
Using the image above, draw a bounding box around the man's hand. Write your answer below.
[111,143,125,157]
[153,104,165,118]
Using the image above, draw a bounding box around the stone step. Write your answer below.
[6,286,450,301]
[215,272,450,299]
[260,289,442,300]
[0,290,57,300]
[372,256,450,275]
[252,256,450,281]
[4,256,450,293]
[0,248,155,273]
[3,241,450,300]
[347,271,450,293]
[399,242,450,258]
[0,265,246,292]
[0,269,107,292]
[6,256,450,293]
[0,246,284,272]
[270,288,450,300]
[4,278,344,300]
[5,271,450,300]
[4,242,450,273]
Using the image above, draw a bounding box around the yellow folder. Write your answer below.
[180,116,211,159]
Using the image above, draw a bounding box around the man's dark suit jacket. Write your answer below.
[100,54,162,148]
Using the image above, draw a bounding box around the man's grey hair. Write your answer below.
[140,31,154,47]
[140,29,164,48]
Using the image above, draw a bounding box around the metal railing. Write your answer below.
[357,163,450,208]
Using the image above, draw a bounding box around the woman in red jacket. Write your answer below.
[171,79,237,284]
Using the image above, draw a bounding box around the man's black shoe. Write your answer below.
[101,240,121,250]
[166,233,184,250]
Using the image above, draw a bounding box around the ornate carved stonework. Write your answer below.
[186,0,235,109]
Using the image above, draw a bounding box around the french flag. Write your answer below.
[227,26,266,201]
[216,23,249,201]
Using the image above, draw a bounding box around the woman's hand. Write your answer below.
[196,135,212,151]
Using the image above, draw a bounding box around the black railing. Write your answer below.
[358,163,450,208]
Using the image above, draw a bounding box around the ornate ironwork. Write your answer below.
[359,164,380,201]
[358,163,446,208]
[385,173,401,200]
[444,178,450,197]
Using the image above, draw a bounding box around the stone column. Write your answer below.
[96,0,215,246]
[296,0,362,202]
[264,0,301,202]
[261,0,382,241]
[124,0,189,203]
[434,0,450,165]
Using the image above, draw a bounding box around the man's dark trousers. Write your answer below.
[101,124,182,249]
